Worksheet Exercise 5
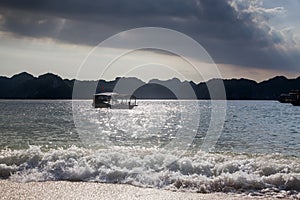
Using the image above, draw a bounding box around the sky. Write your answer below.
[0,0,300,82]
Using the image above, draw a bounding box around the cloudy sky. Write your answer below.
[0,0,299,82]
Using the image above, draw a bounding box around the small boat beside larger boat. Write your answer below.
[278,93,293,103]
[278,90,300,106]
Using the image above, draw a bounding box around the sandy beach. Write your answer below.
[0,180,292,200]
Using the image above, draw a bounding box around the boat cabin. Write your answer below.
[93,92,137,109]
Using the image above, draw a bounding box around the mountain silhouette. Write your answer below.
[0,72,299,100]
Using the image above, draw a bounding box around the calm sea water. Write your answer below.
[0,100,299,197]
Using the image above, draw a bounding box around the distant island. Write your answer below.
[0,72,299,100]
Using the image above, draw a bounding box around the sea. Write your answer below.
[0,100,299,198]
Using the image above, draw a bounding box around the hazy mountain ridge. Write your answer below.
[0,72,299,100]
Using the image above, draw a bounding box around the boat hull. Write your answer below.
[292,101,300,106]
[93,102,111,108]
[93,103,137,109]
[111,104,137,109]
[278,99,293,103]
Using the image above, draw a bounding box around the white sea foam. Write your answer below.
[0,145,299,198]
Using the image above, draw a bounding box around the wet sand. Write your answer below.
[0,180,291,200]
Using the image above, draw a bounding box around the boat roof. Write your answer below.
[93,92,118,96]
[93,92,136,98]
[290,90,300,94]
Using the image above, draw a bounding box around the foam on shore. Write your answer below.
[0,145,300,198]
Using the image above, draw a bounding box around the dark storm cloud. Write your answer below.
[0,0,299,71]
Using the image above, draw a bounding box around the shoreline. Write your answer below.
[0,180,291,200]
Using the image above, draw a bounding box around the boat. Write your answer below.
[278,90,300,106]
[278,93,293,103]
[93,92,137,109]
[290,90,300,106]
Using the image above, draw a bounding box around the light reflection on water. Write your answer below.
[0,100,299,157]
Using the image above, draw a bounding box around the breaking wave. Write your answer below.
[0,145,300,198]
